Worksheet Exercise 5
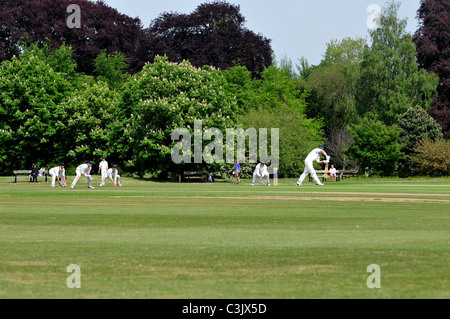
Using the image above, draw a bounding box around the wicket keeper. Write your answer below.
[251,161,270,187]
[49,163,66,188]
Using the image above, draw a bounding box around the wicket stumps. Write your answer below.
[274,168,278,186]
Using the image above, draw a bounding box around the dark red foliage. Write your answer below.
[414,0,450,138]
[147,1,273,76]
[0,0,150,74]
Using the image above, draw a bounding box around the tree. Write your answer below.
[94,50,129,90]
[296,57,318,80]
[357,1,439,125]
[0,46,73,173]
[411,138,450,176]
[324,127,356,170]
[0,0,150,74]
[303,37,365,134]
[147,1,273,76]
[305,65,359,133]
[114,56,238,176]
[223,65,257,114]
[277,55,297,78]
[238,67,323,177]
[56,81,121,169]
[322,37,366,67]
[414,0,450,138]
[346,118,404,176]
[398,106,443,154]
[397,105,443,175]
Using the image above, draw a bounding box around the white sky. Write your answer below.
[99,0,421,66]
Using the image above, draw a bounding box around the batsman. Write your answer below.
[296,146,330,186]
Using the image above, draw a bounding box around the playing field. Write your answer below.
[0,176,449,299]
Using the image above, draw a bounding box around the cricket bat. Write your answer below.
[324,163,329,179]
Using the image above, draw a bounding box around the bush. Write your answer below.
[411,139,450,176]
[346,118,404,176]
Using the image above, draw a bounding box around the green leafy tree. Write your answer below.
[94,50,129,90]
[115,56,237,176]
[346,117,404,176]
[397,105,443,175]
[357,1,439,125]
[398,106,443,154]
[17,39,77,76]
[306,65,359,133]
[56,81,121,169]
[304,37,365,134]
[277,55,297,78]
[0,48,73,173]
[296,57,318,80]
[238,66,323,177]
[322,37,366,67]
[222,65,257,114]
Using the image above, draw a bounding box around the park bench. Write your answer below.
[13,170,48,183]
[183,171,209,183]
[336,169,359,181]
[309,169,359,182]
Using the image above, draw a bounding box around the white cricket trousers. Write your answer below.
[297,160,322,185]
[252,172,270,185]
[101,170,107,185]
[49,171,59,187]
[71,170,92,188]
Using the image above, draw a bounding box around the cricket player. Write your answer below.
[71,161,94,189]
[296,146,330,186]
[107,165,122,187]
[98,157,108,186]
[251,161,270,187]
[49,163,66,188]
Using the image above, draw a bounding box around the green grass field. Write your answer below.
[0,176,449,299]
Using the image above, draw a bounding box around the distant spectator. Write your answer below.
[38,165,47,178]
[329,165,337,182]
[30,164,38,183]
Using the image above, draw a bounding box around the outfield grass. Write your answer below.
[0,176,449,298]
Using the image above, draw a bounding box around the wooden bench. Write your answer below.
[309,169,359,182]
[13,170,48,183]
[337,169,359,181]
[183,171,209,183]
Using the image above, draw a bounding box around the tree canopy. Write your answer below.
[0,0,150,74]
[357,1,438,126]
[147,1,273,76]
[414,0,450,138]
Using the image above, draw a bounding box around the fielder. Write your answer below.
[107,165,122,187]
[251,161,270,187]
[49,163,66,188]
[296,146,330,186]
[71,161,94,189]
[98,157,108,186]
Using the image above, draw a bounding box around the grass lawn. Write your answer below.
[0,176,449,299]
